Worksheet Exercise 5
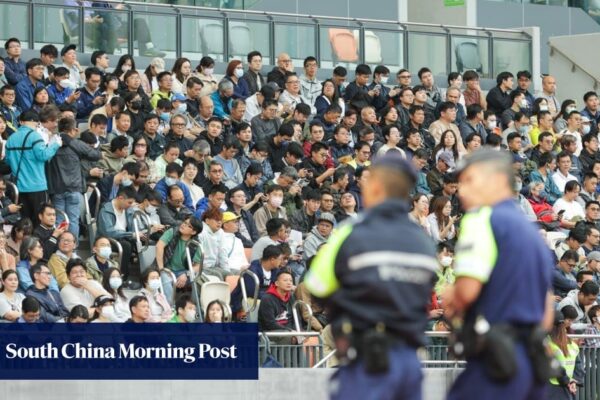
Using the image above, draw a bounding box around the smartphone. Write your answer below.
[558,210,566,216]
[57,221,69,230]
[374,84,381,91]
[74,88,81,93]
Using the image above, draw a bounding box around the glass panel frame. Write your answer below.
[0,3,29,49]
[450,35,490,79]
[362,28,404,71]
[407,32,447,76]
[274,23,316,68]
[183,16,224,62]
[492,38,531,77]
[319,25,362,70]
[227,19,271,64]
[33,5,78,50]
[131,12,176,58]
[81,8,130,55]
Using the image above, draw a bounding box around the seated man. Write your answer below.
[195,184,227,219]
[17,296,41,323]
[84,236,120,283]
[213,138,243,189]
[125,295,150,323]
[303,212,335,261]
[59,258,107,312]
[32,203,65,258]
[289,189,321,239]
[254,185,287,237]
[257,270,296,342]
[558,280,599,331]
[231,244,284,318]
[155,216,203,305]
[154,162,194,211]
[158,185,193,227]
[25,262,69,322]
[97,161,140,204]
[251,218,289,262]
[168,294,197,323]
[47,231,79,289]
[553,250,579,300]
[0,177,22,226]
[198,208,229,280]
[221,212,250,272]
[99,136,130,175]
[97,186,140,286]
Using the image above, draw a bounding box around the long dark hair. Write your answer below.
[433,130,459,162]
[431,196,451,229]
[550,321,572,357]
[205,299,225,323]
[0,269,17,293]
[320,79,340,105]
[557,99,576,122]
[114,55,136,79]
[172,57,191,83]
[102,267,127,301]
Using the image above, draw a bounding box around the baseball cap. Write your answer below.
[60,44,77,57]
[318,212,336,226]
[93,295,115,308]
[171,93,186,102]
[512,152,527,164]
[266,82,281,92]
[588,251,600,262]
[222,211,241,223]
[438,151,456,170]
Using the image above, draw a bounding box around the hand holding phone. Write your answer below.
[57,221,69,230]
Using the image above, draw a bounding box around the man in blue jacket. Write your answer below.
[5,110,61,222]
[230,244,283,319]
[14,58,45,112]
[553,250,579,299]
[97,185,140,287]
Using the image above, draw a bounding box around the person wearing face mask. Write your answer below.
[169,294,198,323]
[154,162,194,212]
[101,267,130,321]
[253,185,287,237]
[85,236,120,284]
[554,100,577,133]
[89,295,118,323]
[97,162,139,204]
[138,267,173,322]
[581,91,600,134]
[225,60,249,100]
[434,241,455,301]
[46,67,80,106]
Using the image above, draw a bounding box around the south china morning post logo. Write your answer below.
[0,323,258,379]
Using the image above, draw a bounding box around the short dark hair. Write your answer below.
[247,50,262,63]
[303,56,318,68]
[333,66,347,77]
[466,104,483,120]
[262,244,283,260]
[266,218,287,237]
[110,136,130,152]
[496,71,514,86]
[355,64,372,76]
[90,114,108,126]
[165,162,184,177]
[517,70,532,80]
[40,44,58,57]
[129,295,149,313]
[581,280,600,296]
[66,258,86,276]
[22,296,40,314]
[439,102,456,114]
[84,67,102,81]
[90,50,106,66]
[417,67,431,80]
[584,91,598,103]
[560,250,579,263]
[116,185,137,199]
[175,294,194,314]
[462,70,479,82]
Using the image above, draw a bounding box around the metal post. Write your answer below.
[128,5,134,55]
[222,13,229,61]
[175,8,182,58]
[358,25,365,65]
[268,16,275,64]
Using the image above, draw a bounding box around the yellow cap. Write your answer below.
[222,211,241,223]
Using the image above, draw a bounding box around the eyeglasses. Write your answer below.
[171,123,186,127]
[38,271,52,276]
[135,143,147,147]
[567,263,577,268]
[287,80,300,84]
[399,74,411,79]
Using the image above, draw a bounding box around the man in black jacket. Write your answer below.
[48,117,101,240]
[242,51,265,96]
[486,71,514,118]
[257,270,296,342]
[33,203,67,259]
[25,263,69,322]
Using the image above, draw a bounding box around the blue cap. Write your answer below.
[371,152,417,183]
[171,93,186,102]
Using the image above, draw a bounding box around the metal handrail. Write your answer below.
[5,181,18,205]
[312,350,336,368]
[106,237,123,266]
[239,268,259,313]
[262,331,321,337]
[185,239,203,321]
[55,209,70,226]
[132,210,151,253]
[292,300,313,333]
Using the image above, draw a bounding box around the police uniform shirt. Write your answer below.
[454,199,552,324]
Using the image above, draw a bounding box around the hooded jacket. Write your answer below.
[303,225,329,261]
[258,284,295,332]
[48,134,101,194]
[558,289,596,331]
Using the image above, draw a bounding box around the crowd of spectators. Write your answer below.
[1,36,600,352]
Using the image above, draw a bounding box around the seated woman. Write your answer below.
[89,295,117,323]
[66,305,90,323]
[138,267,173,322]
[101,267,130,322]
[17,237,59,293]
[155,217,203,306]
[85,236,120,283]
[7,218,33,259]
[0,269,25,321]
[205,299,225,323]
[258,270,297,344]
[426,196,457,244]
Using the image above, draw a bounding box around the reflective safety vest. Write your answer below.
[549,340,579,386]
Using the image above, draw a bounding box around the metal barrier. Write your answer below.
[259,332,325,369]
[185,239,203,321]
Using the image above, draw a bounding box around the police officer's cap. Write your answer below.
[455,149,513,178]
[371,152,417,183]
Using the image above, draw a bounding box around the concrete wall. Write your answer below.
[407,0,468,26]
[246,0,399,20]
[548,33,600,103]
[476,0,600,73]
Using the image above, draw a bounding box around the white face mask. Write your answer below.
[235,68,244,79]
[270,196,283,208]
[204,68,214,76]
[380,76,389,85]
[109,277,122,290]
[539,105,549,112]
[146,205,157,215]
[583,125,591,134]
[101,305,116,320]
[58,79,74,90]
[184,309,196,322]
[487,120,497,130]
[520,99,528,108]
[440,256,453,267]
[148,279,161,291]
[566,106,576,114]
[121,65,131,73]
[165,177,178,187]
[121,178,132,187]
[177,103,187,114]
[98,246,112,259]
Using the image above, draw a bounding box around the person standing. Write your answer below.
[5,111,61,222]
[306,153,437,400]
[445,149,554,400]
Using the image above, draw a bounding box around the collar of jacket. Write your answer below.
[363,198,411,219]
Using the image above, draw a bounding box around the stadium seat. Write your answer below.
[328,28,359,63]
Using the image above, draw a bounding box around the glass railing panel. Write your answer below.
[492,38,531,75]
[34,5,79,50]
[130,12,176,58]
[80,8,130,55]
[227,19,270,63]
[450,35,490,79]
[183,16,224,62]
[274,23,316,68]
[363,28,404,71]
[407,32,447,76]
[319,25,361,70]
[0,3,29,48]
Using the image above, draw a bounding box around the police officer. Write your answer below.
[305,153,437,400]
[445,149,554,399]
